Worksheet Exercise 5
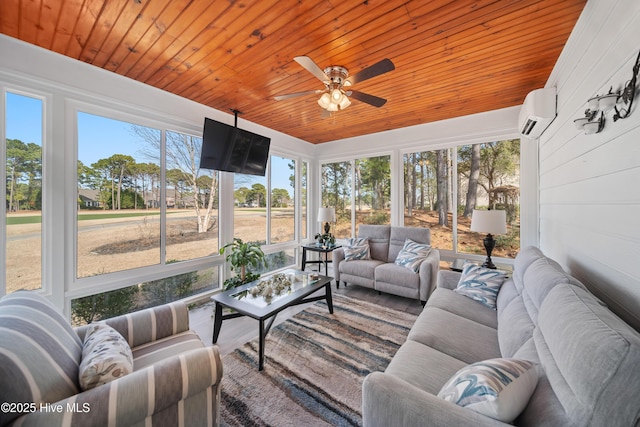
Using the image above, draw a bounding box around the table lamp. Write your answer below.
[317,207,335,235]
[470,209,507,269]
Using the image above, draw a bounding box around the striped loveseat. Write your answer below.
[0,291,222,427]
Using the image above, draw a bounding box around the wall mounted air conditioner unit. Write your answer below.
[518,87,557,138]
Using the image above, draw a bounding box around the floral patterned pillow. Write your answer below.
[79,323,133,391]
[438,358,538,422]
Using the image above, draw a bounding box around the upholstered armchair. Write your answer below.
[0,291,222,427]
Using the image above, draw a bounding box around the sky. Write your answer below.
[5,92,294,196]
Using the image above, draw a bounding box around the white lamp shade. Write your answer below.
[318,93,331,109]
[317,207,335,223]
[470,210,507,235]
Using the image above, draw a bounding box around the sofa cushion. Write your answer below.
[388,226,430,263]
[344,243,371,261]
[427,288,498,329]
[0,291,83,426]
[375,262,420,289]
[357,224,390,261]
[394,239,431,272]
[521,257,587,324]
[535,283,640,427]
[339,258,383,281]
[386,340,467,395]
[79,323,134,390]
[455,263,506,310]
[437,358,538,423]
[408,307,501,364]
[511,246,545,294]
[132,330,206,370]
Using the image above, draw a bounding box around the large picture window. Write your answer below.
[270,155,295,243]
[403,149,454,251]
[456,140,520,259]
[321,161,352,239]
[164,130,219,261]
[4,92,43,293]
[234,173,267,244]
[77,112,162,277]
[404,140,520,259]
[355,156,390,228]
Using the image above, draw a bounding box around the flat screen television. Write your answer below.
[199,117,271,176]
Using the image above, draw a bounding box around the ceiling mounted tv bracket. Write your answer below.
[230,109,243,128]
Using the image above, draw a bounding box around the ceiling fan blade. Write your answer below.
[346,58,395,86]
[274,89,322,101]
[294,56,329,83]
[348,90,387,108]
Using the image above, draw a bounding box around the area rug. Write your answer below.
[220,294,418,427]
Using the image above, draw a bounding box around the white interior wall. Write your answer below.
[539,0,640,330]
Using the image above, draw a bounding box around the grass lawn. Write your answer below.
[7,211,169,225]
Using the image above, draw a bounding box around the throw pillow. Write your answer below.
[437,358,538,423]
[344,244,371,261]
[79,323,134,391]
[394,239,431,273]
[455,262,506,309]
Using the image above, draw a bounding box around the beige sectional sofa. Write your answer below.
[362,246,640,426]
[0,291,222,427]
[332,224,440,305]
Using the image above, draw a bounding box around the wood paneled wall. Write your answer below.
[540,0,640,331]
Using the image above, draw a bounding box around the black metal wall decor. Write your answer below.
[574,49,640,134]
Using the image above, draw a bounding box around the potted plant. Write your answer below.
[314,232,336,247]
[219,238,267,290]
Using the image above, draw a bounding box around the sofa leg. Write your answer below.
[420,300,426,307]
[336,281,340,289]
[378,291,382,295]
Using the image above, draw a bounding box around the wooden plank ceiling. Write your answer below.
[0,0,587,144]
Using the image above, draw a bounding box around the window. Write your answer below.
[404,140,520,259]
[234,173,267,244]
[355,155,390,228]
[77,112,161,277]
[4,92,43,293]
[321,161,352,239]
[165,130,219,261]
[71,266,219,325]
[456,140,520,259]
[403,149,454,250]
[301,161,308,240]
[270,155,295,243]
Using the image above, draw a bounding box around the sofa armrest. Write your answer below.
[363,372,509,427]
[76,301,191,348]
[418,249,440,302]
[332,247,345,282]
[438,269,462,290]
[14,346,223,427]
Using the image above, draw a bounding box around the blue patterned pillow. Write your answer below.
[344,238,370,261]
[455,263,506,309]
[394,239,431,273]
[437,358,538,422]
[347,237,368,246]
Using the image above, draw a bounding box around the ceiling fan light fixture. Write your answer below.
[338,94,351,109]
[331,88,343,102]
[326,102,339,112]
[318,92,331,109]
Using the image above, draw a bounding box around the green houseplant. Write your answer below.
[219,238,267,290]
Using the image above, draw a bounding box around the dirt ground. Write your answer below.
[6,208,518,294]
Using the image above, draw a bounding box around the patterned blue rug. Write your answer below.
[220,294,418,426]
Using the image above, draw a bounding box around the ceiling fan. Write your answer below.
[274,56,395,112]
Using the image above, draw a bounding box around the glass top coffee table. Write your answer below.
[211,269,333,370]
